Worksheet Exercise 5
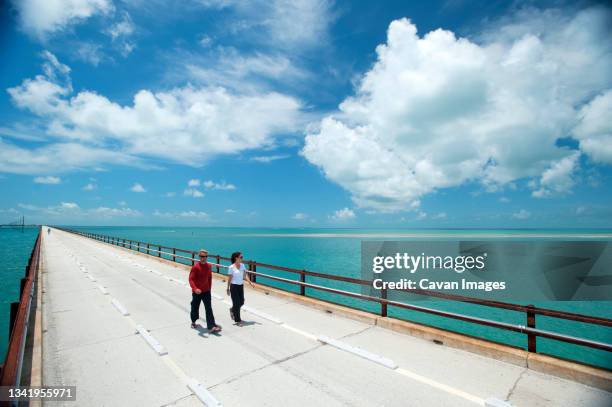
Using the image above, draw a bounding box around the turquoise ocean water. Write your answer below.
[2,226,611,369]
[0,227,38,361]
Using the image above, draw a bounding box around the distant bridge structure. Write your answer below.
[0,215,37,231]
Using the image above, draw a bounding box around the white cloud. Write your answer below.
[107,11,134,40]
[203,180,236,190]
[118,200,127,206]
[188,179,201,187]
[18,203,42,211]
[74,42,105,66]
[83,182,97,191]
[573,90,612,165]
[432,212,447,219]
[106,11,136,57]
[184,46,308,90]
[499,197,510,203]
[19,200,140,219]
[130,183,146,192]
[93,206,141,217]
[302,8,612,212]
[225,208,236,213]
[7,53,303,171]
[164,192,176,197]
[34,175,61,184]
[184,188,204,198]
[199,34,213,47]
[0,136,149,176]
[61,202,79,209]
[531,152,579,198]
[250,154,289,163]
[329,207,355,221]
[179,210,210,219]
[512,209,531,220]
[292,212,308,220]
[153,209,210,220]
[15,0,113,39]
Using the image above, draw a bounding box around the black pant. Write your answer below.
[230,284,245,322]
[191,291,216,329]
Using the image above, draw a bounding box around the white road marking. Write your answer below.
[318,335,398,369]
[243,306,282,324]
[135,325,167,356]
[187,378,223,407]
[111,298,130,316]
[396,368,485,405]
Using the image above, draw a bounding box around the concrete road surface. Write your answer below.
[40,228,611,407]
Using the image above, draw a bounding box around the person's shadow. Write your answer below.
[193,325,224,338]
[234,320,257,327]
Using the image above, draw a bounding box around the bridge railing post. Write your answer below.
[300,271,305,296]
[251,262,257,283]
[216,255,220,273]
[380,289,388,317]
[146,243,150,255]
[158,245,162,257]
[173,248,176,262]
[527,304,536,352]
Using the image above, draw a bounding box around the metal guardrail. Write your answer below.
[56,228,612,359]
[0,227,41,386]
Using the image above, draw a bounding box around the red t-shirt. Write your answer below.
[189,262,212,293]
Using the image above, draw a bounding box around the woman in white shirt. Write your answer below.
[226,251,254,325]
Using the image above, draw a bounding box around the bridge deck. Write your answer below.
[40,228,610,406]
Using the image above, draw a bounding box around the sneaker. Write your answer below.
[229,308,235,321]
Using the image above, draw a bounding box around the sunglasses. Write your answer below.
[199,254,208,257]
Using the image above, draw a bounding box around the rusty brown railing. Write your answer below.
[55,227,612,360]
[0,227,41,386]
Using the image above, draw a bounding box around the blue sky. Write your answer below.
[0,0,610,228]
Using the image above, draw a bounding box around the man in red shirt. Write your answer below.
[189,249,221,332]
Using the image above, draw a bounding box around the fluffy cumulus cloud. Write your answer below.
[302,7,612,212]
[15,0,113,39]
[531,152,579,198]
[5,52,303,171]
[573,90,612,165]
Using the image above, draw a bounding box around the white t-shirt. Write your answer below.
[228,263,246,285]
